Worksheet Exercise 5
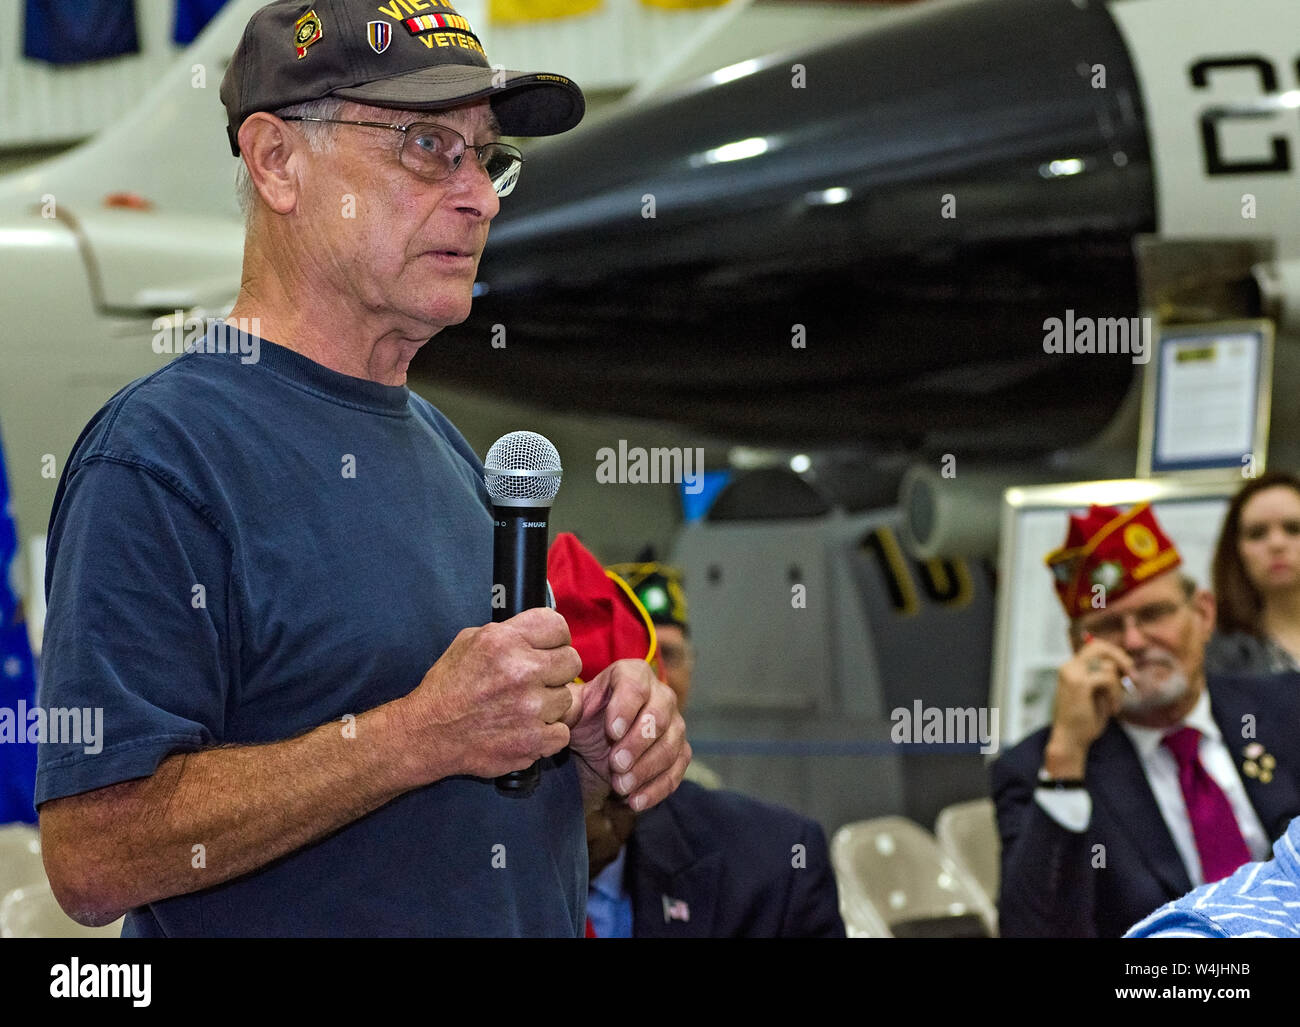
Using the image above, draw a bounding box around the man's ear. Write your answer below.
[237,113,302,217]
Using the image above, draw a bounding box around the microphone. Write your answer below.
[483,430,563,798]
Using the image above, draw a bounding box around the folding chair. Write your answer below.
[935,798,1001,935]
[831,816,993,937]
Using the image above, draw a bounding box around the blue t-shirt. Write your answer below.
[36,331,585,936]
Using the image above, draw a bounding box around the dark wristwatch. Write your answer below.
[1037,768,1086,790]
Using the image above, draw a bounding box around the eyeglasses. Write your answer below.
[279,117,524,196]
[1078,600,1186,645]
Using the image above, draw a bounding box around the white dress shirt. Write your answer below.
[1035,689,1270,886]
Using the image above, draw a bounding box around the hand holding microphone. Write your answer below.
[397,428,686,809]
[393,432,577,795]
[484,431,565,797]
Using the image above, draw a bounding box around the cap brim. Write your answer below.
[331,66,585,137]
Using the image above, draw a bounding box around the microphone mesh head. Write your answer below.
[484,431,563,505]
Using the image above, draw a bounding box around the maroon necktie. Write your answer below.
[1161,726,1251,883]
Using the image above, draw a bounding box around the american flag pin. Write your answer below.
[662,894,690,923]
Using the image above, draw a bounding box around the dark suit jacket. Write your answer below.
[992,672,1300,938]
[624,781,845,937]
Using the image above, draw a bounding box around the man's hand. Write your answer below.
[564,659,690,813]
[397,607,582,783]
[1044,638,1136,778]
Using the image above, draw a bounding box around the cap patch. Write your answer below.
[1090,560,1122,591]
[401,13,485,55]
[1124,522,1157,559]
[366,20,391,54]
[294,9,323,59]
[401,12,474,34]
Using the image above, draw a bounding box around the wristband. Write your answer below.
[1037,768,1086,790]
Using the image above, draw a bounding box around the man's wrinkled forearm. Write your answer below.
[39,698,427,926]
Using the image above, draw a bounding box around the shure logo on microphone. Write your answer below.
[595,441,705,495]
[521,521,547,528]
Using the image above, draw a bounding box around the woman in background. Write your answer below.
[1209,471,1300,674]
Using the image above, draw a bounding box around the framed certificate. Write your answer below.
[1137,319,1273,477]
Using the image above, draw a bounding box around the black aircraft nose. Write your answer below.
[428,0,1155,454]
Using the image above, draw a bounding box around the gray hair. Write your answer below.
[235,96,349,223]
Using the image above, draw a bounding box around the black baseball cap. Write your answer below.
[220,0,585,156]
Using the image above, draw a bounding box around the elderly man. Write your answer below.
[34,0,687,937]
[992,503,1300,938]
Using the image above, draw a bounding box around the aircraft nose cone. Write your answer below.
[434,0,1156,452]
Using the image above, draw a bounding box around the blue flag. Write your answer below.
[0,423,38,824]
[24,0,140,65]
[174,0,229,45]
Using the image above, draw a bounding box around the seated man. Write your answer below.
[1126,813,1300,937]
[992,503,1300,938]
[584,777,844,938]
[552,535,844,938]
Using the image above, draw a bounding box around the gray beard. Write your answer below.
[1122,664,1190,716]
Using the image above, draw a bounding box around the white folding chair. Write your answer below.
[831,816,993,938]
[935,798,1001,935]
